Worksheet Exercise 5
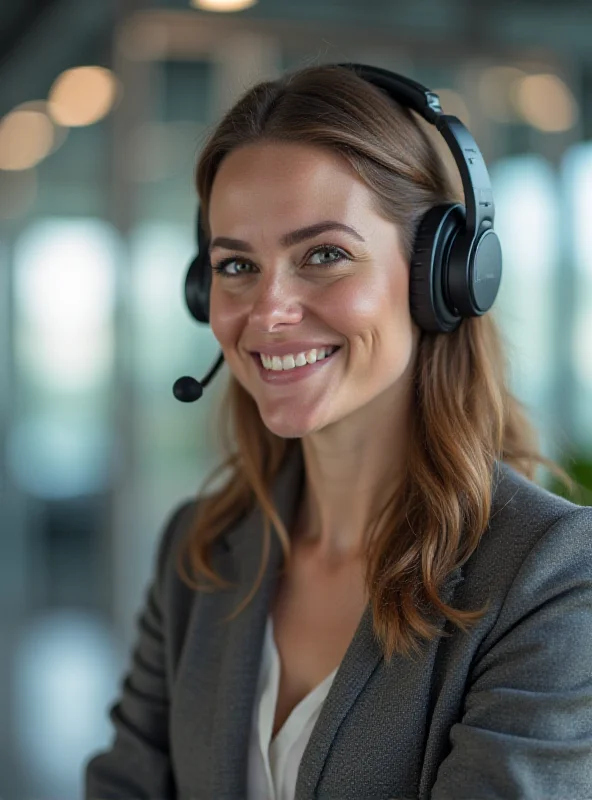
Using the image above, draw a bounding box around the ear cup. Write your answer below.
[184,206,211,324]
[185,250,211,323]
[447,225,503,318]
[409,203,466,333]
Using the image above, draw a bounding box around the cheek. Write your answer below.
[388,266,413,325]
[329,267,411,331]
[325,278,385,329]
[386,269,417,355]
[209,290,242,344]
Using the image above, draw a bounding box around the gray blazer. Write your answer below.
[84,445,592,799]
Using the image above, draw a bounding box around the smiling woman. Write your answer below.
[85,63,592,800]
[206,139,418,448]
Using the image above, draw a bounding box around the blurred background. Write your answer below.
[0,0,591,796]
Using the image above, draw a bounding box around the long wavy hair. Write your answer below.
[176,64,568,663]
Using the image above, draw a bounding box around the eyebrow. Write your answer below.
[209,221,365,254]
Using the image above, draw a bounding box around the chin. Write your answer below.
[258,409,340,440]
[254,405,317,437]
[259,418,313,440]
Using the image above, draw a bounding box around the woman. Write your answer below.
[85,63,592,799]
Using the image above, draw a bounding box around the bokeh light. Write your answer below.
[0,109,54,170]
[47,66,121,127]
[14,218,118,392]
[190,0,258,11]
[513,73,578,132]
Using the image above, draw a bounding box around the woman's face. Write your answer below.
[207,140,420,439]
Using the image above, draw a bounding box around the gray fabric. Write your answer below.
[84,445,592,799]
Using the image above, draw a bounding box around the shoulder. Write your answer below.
[488,461,592,546]
[150,499,201,597]
[462,462,592,604]
[153,495,240,593]
[493,459,582,514]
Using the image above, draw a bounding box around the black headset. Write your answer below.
[173,62,502,403]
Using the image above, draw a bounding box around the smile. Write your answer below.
[251,346,341,384]
[259,346,339,371]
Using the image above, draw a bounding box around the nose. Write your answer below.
[247,272,304,330]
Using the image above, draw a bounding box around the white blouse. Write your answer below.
[247,614,339,800]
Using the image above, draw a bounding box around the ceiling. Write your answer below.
[0,0,591,119]
[0,0,56,69]
[1,0,591,67]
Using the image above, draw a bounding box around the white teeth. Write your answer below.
[260,346,337,371]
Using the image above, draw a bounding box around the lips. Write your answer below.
[251,345,341,383]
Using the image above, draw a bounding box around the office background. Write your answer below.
[0,0,591,796]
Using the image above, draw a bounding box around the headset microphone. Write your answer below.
[173,376,203,403]
[173,351,225,403]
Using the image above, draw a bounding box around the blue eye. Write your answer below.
[211,245,349,277]
[307,246,347,266]
[211,257,253,277]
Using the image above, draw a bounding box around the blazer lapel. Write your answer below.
[208,444,306,798]
[294,565,465,800]
[293,600,384,798]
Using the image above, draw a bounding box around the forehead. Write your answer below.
[208,141,376,230]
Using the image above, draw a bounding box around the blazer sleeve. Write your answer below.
[431,506,592,800]
[83,500,193,800]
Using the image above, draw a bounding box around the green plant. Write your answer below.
[545,451,592,506]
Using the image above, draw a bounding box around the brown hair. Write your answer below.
[176,64,569,663]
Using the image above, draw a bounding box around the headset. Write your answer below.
[173,62,502,403]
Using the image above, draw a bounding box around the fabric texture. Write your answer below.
[247,613,338,800]
[84,445,592,799]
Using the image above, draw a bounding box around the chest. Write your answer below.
[269,554,369,739]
